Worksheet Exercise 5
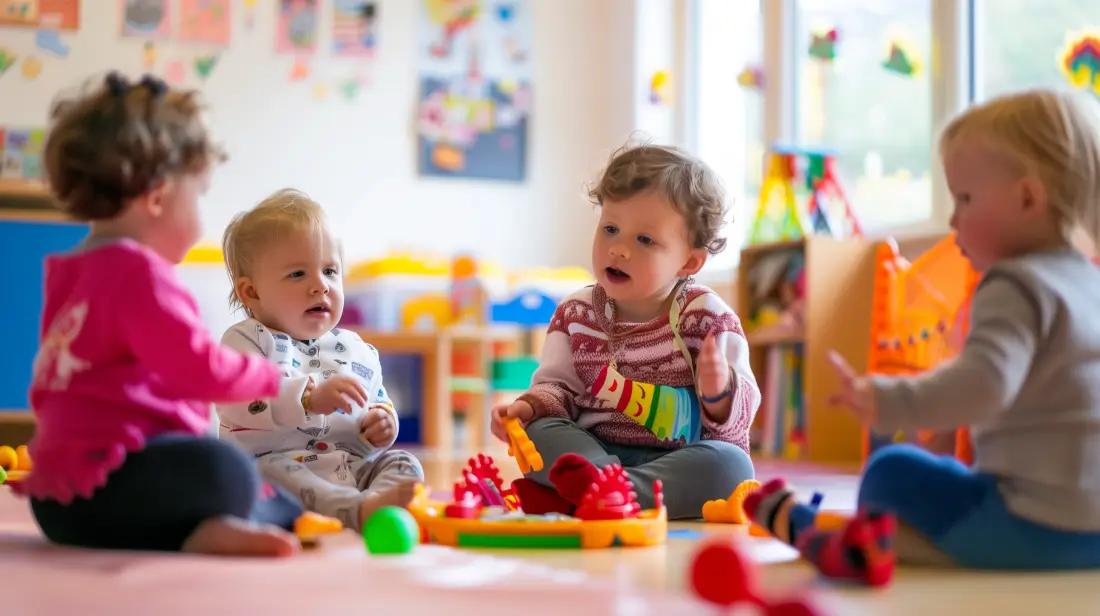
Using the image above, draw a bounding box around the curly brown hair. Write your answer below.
[43,71,226,221]
[587,140,730,255]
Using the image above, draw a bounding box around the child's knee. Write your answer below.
[694,441,754,496]
[525,417,573,440]
[380,450,425,479]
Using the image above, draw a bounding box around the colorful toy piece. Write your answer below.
[690,537,824,616]
[702,479,761,524]
[294,511,344,547]
[364,505,421,555]
[574,465,643,521]
[504,417,543,473]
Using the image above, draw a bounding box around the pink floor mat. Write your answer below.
[0,488,710,615]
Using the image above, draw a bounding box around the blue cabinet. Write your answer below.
[0,216,88,410]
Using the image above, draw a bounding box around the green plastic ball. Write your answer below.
[363,505,420,555]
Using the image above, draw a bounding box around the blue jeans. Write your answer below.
[859,444,1100,570]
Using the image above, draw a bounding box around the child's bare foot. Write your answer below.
[358,479,421,529]
[181,516,300,557]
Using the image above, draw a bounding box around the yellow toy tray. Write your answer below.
[408,489,667,549]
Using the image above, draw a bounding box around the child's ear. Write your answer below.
[678,248,708,277]
[236,276,260,306]
[1019,175,1047,216]
[140,179,170,217]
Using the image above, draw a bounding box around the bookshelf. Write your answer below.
[737,235,878,466]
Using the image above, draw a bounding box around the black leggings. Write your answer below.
[31,433,304,552]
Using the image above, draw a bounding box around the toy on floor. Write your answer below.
[294,511,344,548]
[364,505,421,555]
[0,445,32,484]
[690,537,825,615]
[407,424,667,549]
[702,479,761,523]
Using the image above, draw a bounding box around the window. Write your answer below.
[692,0,764,273]
[794,0,934,231]
[977,0,1100,99]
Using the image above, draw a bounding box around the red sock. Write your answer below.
[548,453,601,506]
[511,478,575,515]
[794,511,896,587]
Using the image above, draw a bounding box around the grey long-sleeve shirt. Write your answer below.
[873,248,1100,531]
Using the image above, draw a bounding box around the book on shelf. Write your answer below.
[749,342,806,459]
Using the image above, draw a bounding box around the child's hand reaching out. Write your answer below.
[827,350,877,424]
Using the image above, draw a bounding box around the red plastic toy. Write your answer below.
[574,464,642,521]
[444,480,483,519]
[690,537,825,616]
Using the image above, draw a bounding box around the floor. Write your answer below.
[3,444,1100,615]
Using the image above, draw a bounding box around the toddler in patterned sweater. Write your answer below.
[491,142,761,519]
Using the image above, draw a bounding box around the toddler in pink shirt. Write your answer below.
[12,72,303,556]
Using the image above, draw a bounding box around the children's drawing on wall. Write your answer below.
[120,0,170,39]
[276,0,318,54]
[178,0,231,46]
[35,28,69,57]
[0,47,17,79]
[882,35,921,77]
[21,55,41,80]
[0,0,80,29]
[332,0,377,58]
[417,0,532,182]
[0,126,46,182]
[194,53,218,80]
[1061,30,1100,97]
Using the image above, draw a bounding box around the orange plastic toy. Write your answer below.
[504,417,543,473]
[702,479,760,524]
[863,234,980,465]
[294,512,344,546]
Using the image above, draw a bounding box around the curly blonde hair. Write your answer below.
[939,88,1100,251]
[44,71,225,221]
[587,140,730,255]
[222,188,333,313]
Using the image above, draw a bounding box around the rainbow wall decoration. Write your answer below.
[1061,30,1100,96]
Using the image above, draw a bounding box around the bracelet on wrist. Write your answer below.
[700,379,733,404]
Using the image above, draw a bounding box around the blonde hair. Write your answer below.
[222,188,331,312]
[45,72,225,220]
[939,88,1100,250]
[588,139,730,255]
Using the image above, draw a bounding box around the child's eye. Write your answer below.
[637,235,654,246]
[288,271,304,279]
[955,193,971,205]
[603,225,618,236]
[324,267,338,277]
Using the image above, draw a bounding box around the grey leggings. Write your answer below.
[524,417,755,519]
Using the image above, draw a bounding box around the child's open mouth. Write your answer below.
[605,267,630,283]
[306,305,330,316]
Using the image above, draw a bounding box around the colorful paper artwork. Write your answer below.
[164,58,186,84]
[178,0,231,46]
[0,0,80,30]
[120,0,171,39]
[808,28,838,62]
[276,0,319,54]
[194,53,218,80]
[1060,30,1100,97]
[0,47,16,78]
[333,0,377,58]
[417,0,532,181]
[0,126,46,182]
[21,56,41,80]
[882,37,921,77]
[649,70,672,105]
[34,28,68,57]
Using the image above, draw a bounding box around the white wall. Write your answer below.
[0,0,645,269]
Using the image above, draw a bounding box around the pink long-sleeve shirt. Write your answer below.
[12,239,281,504]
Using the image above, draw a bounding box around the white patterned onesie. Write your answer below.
[217,319,424,530]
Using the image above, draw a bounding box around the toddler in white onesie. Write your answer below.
[215,189,424,531]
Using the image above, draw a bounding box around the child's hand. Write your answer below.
[359,407,397,446]
[310,376,368,415]
[827,350,877,424]
[697,332,732,401]
[490,400,534,443]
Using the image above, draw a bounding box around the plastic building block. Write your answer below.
[364,505,420,555]
[574,464,641,521]
[702,479,761,524]
[504,417,543,473]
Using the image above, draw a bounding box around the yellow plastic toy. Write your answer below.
[701,479,761,524]
[0,445,31,472]
[504,417,543,473]
[294,511,344,547]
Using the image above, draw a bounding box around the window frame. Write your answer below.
[680,0,977,262]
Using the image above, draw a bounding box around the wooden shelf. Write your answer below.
[0,178,50,199]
